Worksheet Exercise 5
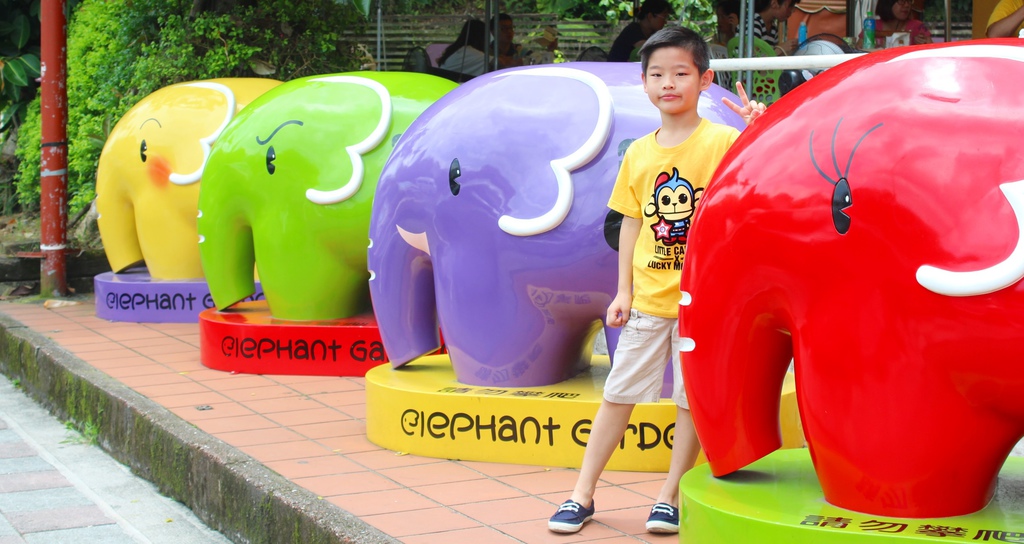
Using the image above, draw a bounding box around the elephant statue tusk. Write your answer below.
[396,226,430,256]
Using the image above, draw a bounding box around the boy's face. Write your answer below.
[641,46,713,117]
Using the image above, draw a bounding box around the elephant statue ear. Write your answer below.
[304,75,392,206]
[168,81,237,186]
[493,67,613,237]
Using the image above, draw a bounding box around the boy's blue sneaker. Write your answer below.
[645,502,679,533]
[548,499,595,533]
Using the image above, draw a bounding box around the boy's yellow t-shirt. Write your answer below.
[607,118,740,318]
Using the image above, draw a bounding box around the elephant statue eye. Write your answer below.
[809,120,880,236]
[140,140,147,163]
[266,145,276,175]
[448,158,461,196]
[832,177,852,235]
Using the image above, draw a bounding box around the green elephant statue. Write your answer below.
[198,72,456,321]
[96,78,282,280]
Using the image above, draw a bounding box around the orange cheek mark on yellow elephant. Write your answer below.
[147,156,172,188]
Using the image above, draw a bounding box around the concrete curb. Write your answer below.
[0,311,400,544]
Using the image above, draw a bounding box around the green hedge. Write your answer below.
[15,0,367,215]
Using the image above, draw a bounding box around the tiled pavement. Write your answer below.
[0,298,679,543]
[0,371,232,543]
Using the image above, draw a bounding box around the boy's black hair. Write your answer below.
[639,26,712,75]
[638,0,672,18]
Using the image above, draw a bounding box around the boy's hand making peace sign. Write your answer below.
[722,81,767,125]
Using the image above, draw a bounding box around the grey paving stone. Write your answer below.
[22,525,136,544]
[0,458,51,477]
[0,515,16,537]
[0,487,92,514]
[6,505,113,534]
[0,432,20,445]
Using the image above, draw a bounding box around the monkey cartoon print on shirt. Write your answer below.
[645,167,702,251]
[643,166,700,272]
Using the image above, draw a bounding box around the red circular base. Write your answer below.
[199,300,389,376]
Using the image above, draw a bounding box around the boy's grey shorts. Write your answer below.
[603,308,688,408]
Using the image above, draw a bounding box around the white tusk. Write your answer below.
[397,225,430,256]
[917,180,1024,296]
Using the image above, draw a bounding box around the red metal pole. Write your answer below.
[39,0,69,297]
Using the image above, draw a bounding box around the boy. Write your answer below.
[547,26,764,535]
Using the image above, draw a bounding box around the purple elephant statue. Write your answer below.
[368,63,744,387]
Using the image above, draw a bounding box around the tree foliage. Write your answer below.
[0,0,42,138]
[380,0,715,32]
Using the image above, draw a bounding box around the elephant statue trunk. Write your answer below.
[370,228,441,362]
[681,285,794,476]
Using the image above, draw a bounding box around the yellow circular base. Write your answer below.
[681,448,1024,542]
[366,355,804,471]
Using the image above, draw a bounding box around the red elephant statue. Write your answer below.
[680,39,1024,518]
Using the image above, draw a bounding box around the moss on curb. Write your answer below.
[0,312,398,544]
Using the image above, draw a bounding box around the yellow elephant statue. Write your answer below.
[96,78,282,280]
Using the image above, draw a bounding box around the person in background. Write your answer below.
[714,0,741,45]
[523,26,560,65]
[438,19,488,77]
[862,0,931,46]
[986,0,1024,37]
[753,0,801,54]
[608,0,672,62]
[492,13,524,68]
[547,26,765,536]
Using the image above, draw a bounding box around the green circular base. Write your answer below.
[681,449,1024,542]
